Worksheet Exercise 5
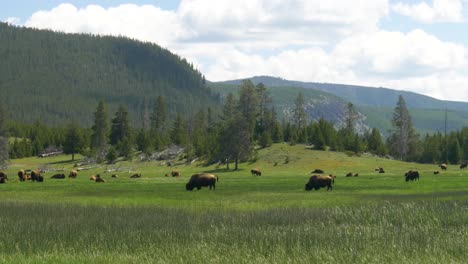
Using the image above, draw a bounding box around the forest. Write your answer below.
[1,80,467,168]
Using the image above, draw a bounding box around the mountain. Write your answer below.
[215,76,468,135]
[0,23,220,126]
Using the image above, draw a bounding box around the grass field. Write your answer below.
[1,143,468,263]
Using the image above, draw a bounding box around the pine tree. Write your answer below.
[91,101,109,150]
[390,95,416,160]
[238,80,259,136]
[170,113,186,146]
[344,102,358,135]
[110,104,131,146]
[0,103,7,166]
[150,96,168,150]
[293,92,308,142]
[63,122,84,161]
[136,128,151,155]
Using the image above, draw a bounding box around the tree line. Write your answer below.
[1,81,467,167]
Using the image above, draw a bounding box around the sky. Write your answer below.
[2,0,468,102]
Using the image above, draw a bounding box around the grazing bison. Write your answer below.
[305,175,333,191]
[251,169,261,176]
[405,170,420,182]
[89,175,97,181]
[0,172,7,184]
[130,173,141,178]
[111,174,118,178]
[69,170,78,178]
[95,175,105,183]
[328,174,336,183]
[171,170,180,177]
[433,170,440,175]
[186,173,218,191]
[30,171,43,182]
[312,169,324,174]
[18,169,27,182]
[51,174,65,179]
[354,173,359,177]
[460,163,467,169]
[440,164,448,171]
[346,172,353,177]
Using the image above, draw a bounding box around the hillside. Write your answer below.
[0,23,220,126]
[216,76,468,135]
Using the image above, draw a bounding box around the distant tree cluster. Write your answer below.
[4,83,468,166]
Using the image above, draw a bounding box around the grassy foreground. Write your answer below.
[1,143,468,263]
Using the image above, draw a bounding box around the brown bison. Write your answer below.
[460,163,467,169]
[89,175,97,181]
[346,172,353,177]
[186,173,218,191]
[95,175,105,183]
[130,173,141,178]
[111,174,118,178]
[305,175,333,191]
[328,174,336,183]
[31,171,43,182]
[251,169,261,176]
[69,170,78,178]
[51,174,65,179]
[18,169,27,182]
[171,170,180,177]
[440,164,448,171]
[377,167,385,173]
[354,173,359,177]
[0,172,7,184]
[433,170,440,175]
[405,170,420,182]
[311,169,324,174]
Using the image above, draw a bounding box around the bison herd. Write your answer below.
[1,162,467,192]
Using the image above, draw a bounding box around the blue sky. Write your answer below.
[2,0,468,102]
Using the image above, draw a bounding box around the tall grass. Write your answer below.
[0,201,467,263]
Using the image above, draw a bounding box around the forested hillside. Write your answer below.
[217,76,468,135]
[0,23,220,126]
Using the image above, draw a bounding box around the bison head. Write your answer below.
[186,183,194,191]
[305,183,313,191]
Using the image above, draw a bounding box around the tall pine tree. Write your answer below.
[110,104,131,146]
[91,101,109,150]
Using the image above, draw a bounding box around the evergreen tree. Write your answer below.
[448,136,462,164]
[106,146,118,164]
[170,113,186,146]
[91,101,109,150]
[0,103,7,166]
[366,128,387,156]
[150,96,168,150]
[110,104,131,146]
[238,80,259,135]
[218,115,251,170]
[136,128,151,155]
[293,92,308,142]
[118,136,133,160]
[221,93,236,122]
[344,102,358,135]
[389,95,416,160]
[63,122,84,161]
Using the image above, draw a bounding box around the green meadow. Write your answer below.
[1,143,468,263]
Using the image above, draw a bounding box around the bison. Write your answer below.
[89,175,97,181]
[130,173,141,178]
[251,169,261,176]
[0,172,7,184]
[378,167,385,173]
[186,173,218,191]
[346,172,353,177]
[440,164,448,171]
[433,170,440,175]
[328,174,336,183]
[460,163,467,169]
[95,174,105,183]
[51,174,65,179]
[111,174,118,178]
[69,170,78,178]
[312,169,324,174]
[354,173,359,177]
[30,171,43,182]
[171,170,180,177]
[18,169,27,182]
[405,170,420,182]
[305,175,333,191]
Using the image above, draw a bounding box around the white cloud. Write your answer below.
[3,17,21,25]
[392,0,464,23]
[18,1,468,102]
